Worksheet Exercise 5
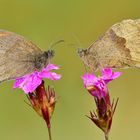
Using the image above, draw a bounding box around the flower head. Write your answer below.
[82,68,121,98]
[82,68,121,138]
[13,64,61,93]
[14,63,61,140]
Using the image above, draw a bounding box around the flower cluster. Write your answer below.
[82,68,121,139]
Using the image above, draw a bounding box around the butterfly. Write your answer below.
[0,29,54,82]
[78,19,140,71]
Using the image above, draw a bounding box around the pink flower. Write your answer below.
[82,68,121,138]
[13,64,61,93]
[82,68,121,98]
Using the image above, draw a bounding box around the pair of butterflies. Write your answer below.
[0,19,140,82]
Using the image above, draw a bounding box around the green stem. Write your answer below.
[47,126,52,140]
[105,133,109,140]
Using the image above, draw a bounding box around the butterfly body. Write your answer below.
[34,50,54,70]
[0,30,54,82]
[78,19,140,71]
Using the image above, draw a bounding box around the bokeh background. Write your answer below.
[0,0,139,140]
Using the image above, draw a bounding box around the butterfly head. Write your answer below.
[78,48,91,66]
[78,48,100,71]
[44,49,55,60]
[35,50,55,70]
[77,48,88,58]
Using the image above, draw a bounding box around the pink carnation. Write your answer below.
[13,64,61,93]
[82,68,121,137]
[82,68,121,98]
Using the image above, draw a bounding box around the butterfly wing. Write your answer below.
[110,19,140,67]
[87,19,140,71]
[0,30,43,82]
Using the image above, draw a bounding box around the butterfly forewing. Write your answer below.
[81,19,140,71]
[0,30,43,82]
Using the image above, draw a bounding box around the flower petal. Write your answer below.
[39,71,61,80]
[13,77,26,88]
[101,68,122,83]
[45,64,60,71]
[21,74,42,93]
[101,68,112,77]
[82,73,97,87]
[22,80,42,93]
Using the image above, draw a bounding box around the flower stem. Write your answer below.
[105,133,109,140]
[47,126,52,140]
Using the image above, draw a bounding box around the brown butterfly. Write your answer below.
[78,19,140,71]
[0,30,54,82]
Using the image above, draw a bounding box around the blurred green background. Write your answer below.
[0,0,139,140]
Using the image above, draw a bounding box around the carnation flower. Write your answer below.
[82,68,121,140]
[13,63,61,93]
[13,63,61,140]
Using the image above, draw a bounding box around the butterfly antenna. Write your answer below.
[60,33,82,49]
[71,33,89,72]
[71,33,82,48]
[49,39,65,50]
